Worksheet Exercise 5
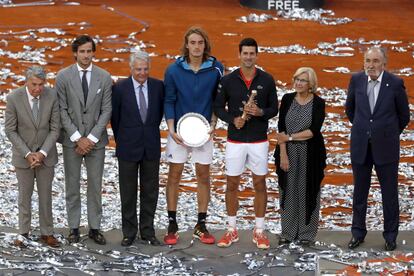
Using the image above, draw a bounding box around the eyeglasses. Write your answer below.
[294,77,309,84]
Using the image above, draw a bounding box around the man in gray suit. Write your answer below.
[56,35,112,245]
[5,66,60,248]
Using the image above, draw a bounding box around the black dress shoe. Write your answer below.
[88,229,106,245]
[385,240,396,251]
[278,237,291,245]
[348,237,364,249]
[121,236,135,246]
[67,228,80,243]
[299,240,313,246]
[142,236,162,246]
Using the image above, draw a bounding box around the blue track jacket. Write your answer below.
[164,56,224,126]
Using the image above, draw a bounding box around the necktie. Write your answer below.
[81,70,88,104]
[367,79,378,113]
[138,85,147,122]
[32,97,39,121]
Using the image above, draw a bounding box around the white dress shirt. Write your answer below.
[367,71,384,105]
[25,87,47,158]
[69,63,99,144]
[77,63,92,87]
[131,77,148,110]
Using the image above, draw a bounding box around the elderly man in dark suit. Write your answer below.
[345,47,410,251]
[111,51,164,246]
[56,35,112,245]
[5,66,60,247]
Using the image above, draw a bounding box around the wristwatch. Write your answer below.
[288,135,293,141]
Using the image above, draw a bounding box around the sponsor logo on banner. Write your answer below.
[268,0,300,10]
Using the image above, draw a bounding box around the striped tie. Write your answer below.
[138,84,147,122]
[367,79,378,113]
[32,97,39,121]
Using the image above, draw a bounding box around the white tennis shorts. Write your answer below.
[225,141,269,176]
[165,134,213,164]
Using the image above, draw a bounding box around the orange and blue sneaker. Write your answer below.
[164,221,179,245]
[253,228,270,249]
[193,223,215,244]
[217,228,239,248]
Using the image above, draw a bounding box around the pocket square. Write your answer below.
[96,88,101,94]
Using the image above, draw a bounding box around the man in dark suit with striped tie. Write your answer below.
[111,51,164,246]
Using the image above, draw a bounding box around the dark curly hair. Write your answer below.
[71,34,96,53]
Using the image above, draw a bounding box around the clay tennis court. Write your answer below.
[0,0,413,274]
[2,0,412,214]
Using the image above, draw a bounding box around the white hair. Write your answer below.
[365,46,387,64]
[25,66,46,81]
[129,51,150,69]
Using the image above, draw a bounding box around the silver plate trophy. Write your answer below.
[176,112,211,147]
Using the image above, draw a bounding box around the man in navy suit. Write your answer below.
[345,47,410,251]
[111,51,164,246]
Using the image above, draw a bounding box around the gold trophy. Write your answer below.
[241,89,257,120]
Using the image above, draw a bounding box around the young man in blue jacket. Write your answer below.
[164,26,224,245]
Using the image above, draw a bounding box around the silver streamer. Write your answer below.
[259,43,355,57]
[0,0,12,5]
[237,241,414,274]
[236,9,352,25]
[277,8,352,25]
[0,233,206,275]
[0,6,413,275]
[256,36,413,59]
[237,13,274,23]
[323,67,351,74]
[1,1,54,8]
[391,67,414,76]
[0,82,412,234]
[223,32,240,36]
[324,66,414,76]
